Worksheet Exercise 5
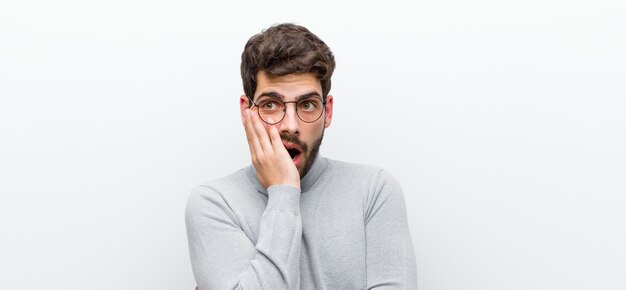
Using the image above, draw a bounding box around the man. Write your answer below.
[185,23,417,289]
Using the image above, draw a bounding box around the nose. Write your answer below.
[279,103,300,136]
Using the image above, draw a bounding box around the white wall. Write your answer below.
[1,0,624,289]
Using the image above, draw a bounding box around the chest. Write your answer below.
[243,188,368,288]
[239,185,369,288]
[298,189,367,289]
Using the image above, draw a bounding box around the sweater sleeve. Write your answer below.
[185,184,302,290]
[364,170,418,290]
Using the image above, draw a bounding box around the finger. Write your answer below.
[250,109,274,153]
[242,109,255,148]
[244,109,263,159]
[267,118,285,153]
[242,108,254,143]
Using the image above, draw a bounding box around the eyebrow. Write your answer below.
[257,91,321,101]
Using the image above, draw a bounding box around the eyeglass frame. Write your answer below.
[247,96,327,125]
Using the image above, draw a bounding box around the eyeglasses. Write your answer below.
[249,96,326,125]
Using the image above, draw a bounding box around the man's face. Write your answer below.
[240,71,334,177]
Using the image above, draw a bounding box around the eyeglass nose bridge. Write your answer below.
[281,101,299,112]
[275,101,299,124]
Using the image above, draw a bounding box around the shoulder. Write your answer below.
[326,158,379,175]
[325,158,406,216]
[325,158,401,188]
[185,166,255,219]
[202,166,255,192]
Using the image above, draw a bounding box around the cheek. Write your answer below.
[301,123,324,142]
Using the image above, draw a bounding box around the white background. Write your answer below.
[1,0,625,289]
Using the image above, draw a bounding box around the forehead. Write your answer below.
[255,71,321,100]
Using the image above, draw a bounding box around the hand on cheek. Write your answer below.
[243,108,300,189]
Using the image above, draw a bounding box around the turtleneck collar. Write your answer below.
[246,155,330,195]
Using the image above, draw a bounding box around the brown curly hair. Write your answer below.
[240,23,336,102]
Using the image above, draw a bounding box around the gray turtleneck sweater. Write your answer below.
[185,156,417,289]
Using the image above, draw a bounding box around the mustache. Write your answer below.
[280,133,308,153]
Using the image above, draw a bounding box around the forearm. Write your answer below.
[187,185,302,290]
[232,185,302,289]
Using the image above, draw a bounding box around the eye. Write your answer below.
[259,100,281,111]
[299,100,318,111]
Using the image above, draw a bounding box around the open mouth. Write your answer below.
[286,148,301,160]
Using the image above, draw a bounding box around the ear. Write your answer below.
[240,95,250,122]
[323,95,334,128]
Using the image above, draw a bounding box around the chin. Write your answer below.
[297,130,325,179]
[295,157,306,178]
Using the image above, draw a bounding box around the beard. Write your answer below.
[280,129,324,178]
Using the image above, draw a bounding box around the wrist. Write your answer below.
[266,185,302,214]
